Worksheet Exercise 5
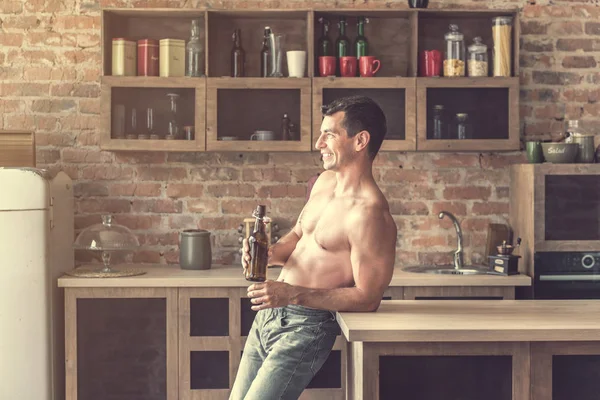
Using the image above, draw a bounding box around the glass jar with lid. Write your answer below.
[455,113,470,139]
[431,105,446,140]
[443,24,465,77]
[492,16,513,77]
[468,37,488,77]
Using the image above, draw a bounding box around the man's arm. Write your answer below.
[267,222,301,266]
[248,206,397,312]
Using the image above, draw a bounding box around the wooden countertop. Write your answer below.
[58,264,531,288]
[337,300,600,343]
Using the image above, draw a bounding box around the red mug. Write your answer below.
[319,56,336,77]
[419,50,442,77]
[359,56,381,77]
[339,56,357,77]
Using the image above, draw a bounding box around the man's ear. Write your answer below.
[354,130,370,153]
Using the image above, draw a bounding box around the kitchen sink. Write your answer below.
[402,265,493,275]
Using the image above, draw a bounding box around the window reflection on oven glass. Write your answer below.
[545,175,600,241]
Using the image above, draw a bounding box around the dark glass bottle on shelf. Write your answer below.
[318,17,332,57]
[431,105,446,140]
[281,113,291,141]
[336,16,350,75]
[260,27,271,77]
[231,29,245,77]
[245,205,269,282]
[355,16,368,61]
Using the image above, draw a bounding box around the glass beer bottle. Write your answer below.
[245,205,269,282]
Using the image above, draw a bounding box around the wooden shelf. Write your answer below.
[99,7,520,153]
[206,77,312,152]
[416,77,519,152]
[100,76,206,151]
[313,77,416,152]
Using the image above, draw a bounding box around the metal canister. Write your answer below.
[112,38,136,76]
[159,38,185,77]
[137,39,159,76]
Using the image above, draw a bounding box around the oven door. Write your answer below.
[536,170,600,252]
[535,275,600,299]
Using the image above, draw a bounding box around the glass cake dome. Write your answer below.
[70,215,144,278]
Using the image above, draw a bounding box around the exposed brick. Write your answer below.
[534,104,562,120]
[79,99,101,115]
[532,71,583,85]
[433,154,479,168]
[411,236,447,248]
[556,39,600,52]
[78,198,131,214]
[27,31,62,46]
[389,201,429,216]
[115,152,166,164]
[496,187,509,200]
[81,165,134,180]
[206,183,256,198]
[190,167,240,181]
[132,199,183,214]
[166,152,219,164]
[166,184,204,198]
[562,88,600,103]
[0,0,24,13]
[520,88,560,102]
[133,251,162,264]
[109,183,162,197]
[521,38,554,52]
[291,169,322,183]
[53,15,100,30]
[138,232,179,246]
[520,20,548,35]
[519,54,554,69]
[562,56,597,69]
[418,252,453,266]
[430,170,462,185]
[37,148,61,164]
[31,99,77,113]
[241,167,291,182]
[256,185,305,199]
[443,186,491,201]
[73,182,109,197]
[186,198,219,213]
[221,199,260,215]
[432,202,467,216]
[2,16,40,29]
[114,215,162,231]
[548,21,583,36]
[461,218,492,232]
[0,33,24,47]
[585,22,600,35]
[380,169,428,183]
[197,216,244,230]
[471,202,509,215]
[137,167,187,182]
[62,148,112,163]
[480,154,526,168]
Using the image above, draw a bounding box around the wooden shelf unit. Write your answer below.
[100,7,520,153]
[206,77,312,152]
[416,77,520,151]
[313,77,417,152]
[100,76,206,151]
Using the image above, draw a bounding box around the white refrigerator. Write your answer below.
[0,168,74,400]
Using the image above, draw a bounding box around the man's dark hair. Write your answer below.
[321,95,387,160]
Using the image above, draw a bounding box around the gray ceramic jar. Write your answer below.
[180,229,212,270]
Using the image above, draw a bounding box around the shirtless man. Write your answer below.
[229,95,397,400]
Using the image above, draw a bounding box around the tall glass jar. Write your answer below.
[468,37,488,77]
[456,113,470,140]
[443,24,465,77]
[431,105,446,140]
[186,19,204,77]
[492,16,513,77]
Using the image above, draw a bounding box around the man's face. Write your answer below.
[315,111,356,171]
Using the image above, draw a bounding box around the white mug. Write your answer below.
[219,136,238,141]
[286,50,306,78]
[250,130,275,141]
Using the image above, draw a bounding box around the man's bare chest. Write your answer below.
[300,198,350,251]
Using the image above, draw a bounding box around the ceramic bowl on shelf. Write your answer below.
[541,142,578,163]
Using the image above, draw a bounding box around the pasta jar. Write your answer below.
[468,37,488,77]
[492,16,513,77]
[443,24,465,77]
[112,38,136,76]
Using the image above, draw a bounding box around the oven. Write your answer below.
[533,252,600,299]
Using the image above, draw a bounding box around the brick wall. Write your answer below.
[3,0,597,267]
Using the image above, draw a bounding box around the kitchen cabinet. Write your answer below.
[58,266,530,399]
[99,8,519,153]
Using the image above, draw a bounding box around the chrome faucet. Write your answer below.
[438,211,464,270]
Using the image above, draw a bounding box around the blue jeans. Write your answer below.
[229,305,340,400]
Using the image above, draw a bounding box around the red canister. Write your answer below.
[137,39,159,76]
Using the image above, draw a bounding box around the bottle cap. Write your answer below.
[256,205,266,217]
